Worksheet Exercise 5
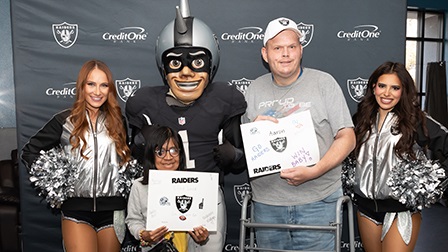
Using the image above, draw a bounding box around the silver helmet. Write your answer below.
[155,0,220,82]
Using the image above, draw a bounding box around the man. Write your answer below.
[242,17,355,251]
[125,0,247,251]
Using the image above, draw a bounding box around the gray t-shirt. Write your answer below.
[243,67,354,205]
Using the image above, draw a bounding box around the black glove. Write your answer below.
[130,132,146,164]
[213,140,236,169]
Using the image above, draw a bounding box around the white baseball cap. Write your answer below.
[263,17,300,46]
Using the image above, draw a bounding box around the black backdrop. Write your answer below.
[11,0,406,251]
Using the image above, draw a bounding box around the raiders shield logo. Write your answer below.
[297,22,314,48]
[228,78,253,95]
[270,137,287,152]
[176,195,193,213]
[234,183,251,206]
[52,22,78,49]
[116,78,141,102]
[347,77,368,103]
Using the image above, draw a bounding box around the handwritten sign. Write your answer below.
[146,170,219,231]
[240,110,320,178]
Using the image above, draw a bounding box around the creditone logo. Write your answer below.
[116,78,141,102]
[225,240,257,251]
[228,77,253,95]
[221,26,264,43]
[46,82,76,98]
[52,22,78,48]
[337,25,381,41]
[102,27,148,43]
[297,22,314,48]
[347,77,368,102]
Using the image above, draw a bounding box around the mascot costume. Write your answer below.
[125,0,247,250]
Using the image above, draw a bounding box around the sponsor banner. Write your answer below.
[241,110,320,178]
[146,170,219,231]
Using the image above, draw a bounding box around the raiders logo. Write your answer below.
[297,22,314,48]
[52,22,78,49]
[228,77,253,95]
[176,195,193,213]
[116,78,141,102]
[234,183,251,207]
[270,137,287,152]
[278,18,290,26]
[347,77,368,103]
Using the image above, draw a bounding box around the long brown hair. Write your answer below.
[353,61,426,160]
[69,59,130,164]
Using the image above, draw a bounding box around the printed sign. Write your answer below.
[146,170,219,231]
[240,110,320,178]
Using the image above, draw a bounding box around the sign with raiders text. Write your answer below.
[146,170,219,231]
[240,110,320,178]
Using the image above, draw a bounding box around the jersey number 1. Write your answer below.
[178,130,195,169]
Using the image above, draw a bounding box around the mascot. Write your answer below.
[125,0,247,250]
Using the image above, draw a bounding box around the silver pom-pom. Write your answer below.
[387,158,448,210]
[341,156,357,199]
[29,147,79,208]
[116,159,143,198]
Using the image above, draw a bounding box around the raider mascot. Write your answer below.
[125,0,247,251]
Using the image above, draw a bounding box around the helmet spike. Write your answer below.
[179,0,191,18]
[175,6,187,34]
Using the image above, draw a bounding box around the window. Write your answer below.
[406,9,445,107]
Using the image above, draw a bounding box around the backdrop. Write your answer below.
[11,0,406,251]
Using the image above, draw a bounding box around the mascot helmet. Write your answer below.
[155,0,220,82]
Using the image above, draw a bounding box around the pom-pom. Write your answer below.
[29,147,79,208]
[387,158,448,210]
[341,156,357,199]
[116,159,143,198]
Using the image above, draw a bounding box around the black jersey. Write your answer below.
[126,82,247,173]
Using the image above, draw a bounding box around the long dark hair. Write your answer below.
[140,125,186,185]
[353,61,426,160]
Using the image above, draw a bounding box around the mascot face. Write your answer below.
[155,0,220,104]
[163,47,211,103]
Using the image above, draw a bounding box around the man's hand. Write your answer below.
[280,166,319,186]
